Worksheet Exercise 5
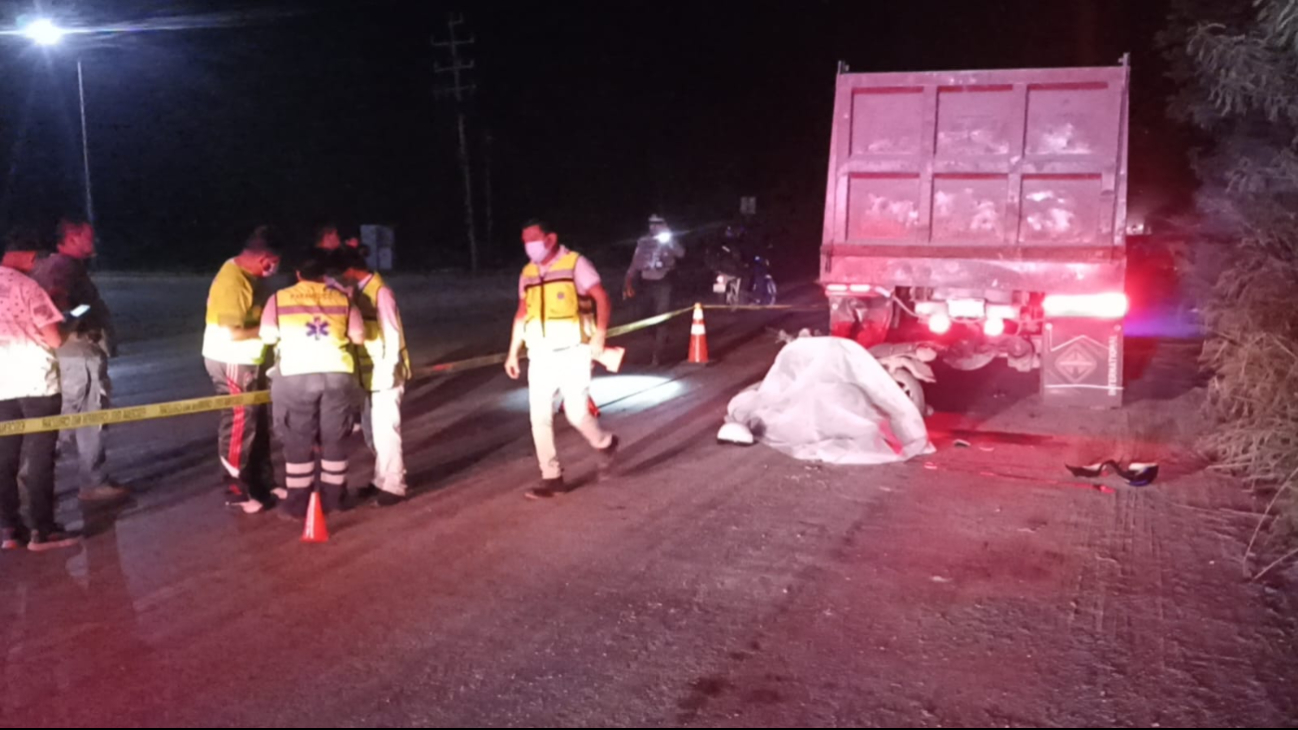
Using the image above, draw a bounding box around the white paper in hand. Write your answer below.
[595,346,625,373]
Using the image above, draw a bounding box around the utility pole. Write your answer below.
[433,14,478,272]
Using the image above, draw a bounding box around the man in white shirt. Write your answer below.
[505,219,618,499]
[0,264,80,552]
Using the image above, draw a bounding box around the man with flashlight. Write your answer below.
[624,214,685,367]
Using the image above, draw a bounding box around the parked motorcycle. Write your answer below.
[707,227,777,306]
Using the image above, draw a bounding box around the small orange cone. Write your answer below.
[302,491,329,543]
[688,303,710,364]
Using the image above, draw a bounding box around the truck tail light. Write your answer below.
[983,318,1006,337]
[927,313,952,335]
[1042,293,1129,320]
[825,284,848,293]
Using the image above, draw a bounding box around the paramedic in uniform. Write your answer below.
[337,248,410,507]
[505,219,618,499]
[202,226,281,513]
[260,254,364,519]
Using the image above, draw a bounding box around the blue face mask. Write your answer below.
[525,239,552,264]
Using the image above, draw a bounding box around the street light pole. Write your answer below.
[13,19,95,225]
[76,57,94,225]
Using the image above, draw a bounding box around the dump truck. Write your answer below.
[821,60,1131,409]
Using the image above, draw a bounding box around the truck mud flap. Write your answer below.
[1041,319,1124,409]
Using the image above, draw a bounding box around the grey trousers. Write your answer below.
[639,277,674,363]
[271,372,361,517]
[57,338,112,491]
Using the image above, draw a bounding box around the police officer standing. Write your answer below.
[624,214,685,366]
[260,253,364,519]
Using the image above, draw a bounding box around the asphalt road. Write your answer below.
[0,275,1293,728]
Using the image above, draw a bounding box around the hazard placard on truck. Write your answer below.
[820,60,1130,409]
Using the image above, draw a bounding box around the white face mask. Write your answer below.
[524,239,552,264]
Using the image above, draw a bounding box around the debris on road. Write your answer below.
[716,422,756,446]
[1066,461,1160,487]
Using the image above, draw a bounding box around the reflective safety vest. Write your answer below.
[522,250,594,351]
[272,281,355,377]
[356,273,411,391]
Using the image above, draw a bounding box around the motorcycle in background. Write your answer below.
[708,226,777,306]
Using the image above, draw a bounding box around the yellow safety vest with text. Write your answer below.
[272,281,355,377]
[522,251,594,351]
[356,273,411,391]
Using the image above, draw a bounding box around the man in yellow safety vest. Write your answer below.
[260,253,365,519]
[505,219,618,499]
[337,248,410,507]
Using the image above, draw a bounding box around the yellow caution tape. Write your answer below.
[0,391,272,437]
[1,302,824,434]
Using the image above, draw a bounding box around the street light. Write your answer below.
[14,18,95,224]
[21,18,66,46]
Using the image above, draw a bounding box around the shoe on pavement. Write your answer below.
[376,490,405,508]
[526,477,566,501]
[224,484,267,515]
[29,526,81,553]
[1,527,29,551]
[79,484,130,503]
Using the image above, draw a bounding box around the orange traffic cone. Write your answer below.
[688,303,710,364]
[302,491,329,543]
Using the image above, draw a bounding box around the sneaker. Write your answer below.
[271,487,289,501]
[224,485,267,515]
[598,435,620,470]
[376,490,405,508]
[1,527,29,551]
[29,527,81,553]
[79,484,130,503]
[526,477,565,501]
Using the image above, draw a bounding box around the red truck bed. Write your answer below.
[820,64,1130,294]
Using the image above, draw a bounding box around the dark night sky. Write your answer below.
[0,0,1185,271]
